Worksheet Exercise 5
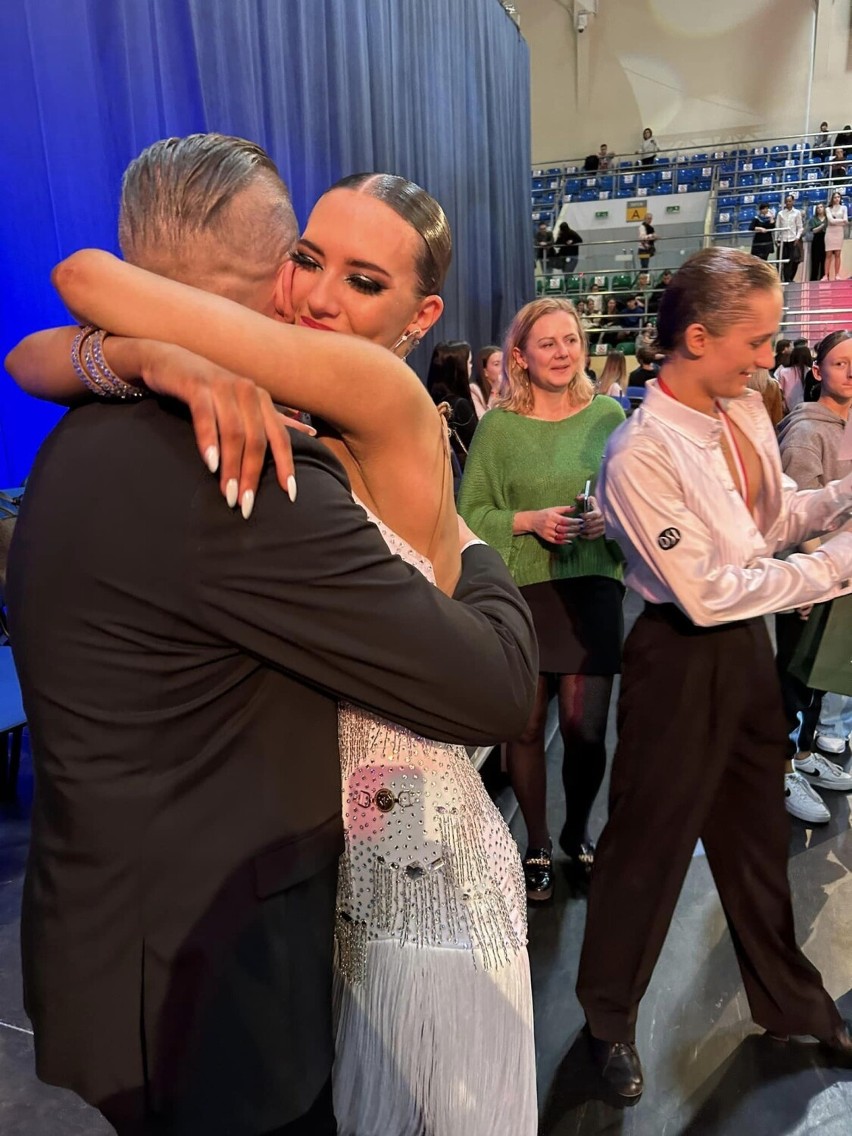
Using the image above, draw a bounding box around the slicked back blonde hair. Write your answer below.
[656,247,780,351]
[492,297,592,414]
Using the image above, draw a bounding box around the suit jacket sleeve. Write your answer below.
[192,437,538,745]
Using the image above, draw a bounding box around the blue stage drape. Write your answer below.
[0,0,531,485]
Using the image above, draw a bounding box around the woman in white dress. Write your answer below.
[10,170,537,1136]
[825,190,848,280]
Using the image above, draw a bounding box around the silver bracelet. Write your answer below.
[71,325,146,401]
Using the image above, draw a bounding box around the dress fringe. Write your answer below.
[333,938,537,1136]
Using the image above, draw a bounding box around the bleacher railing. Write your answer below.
[532,130,851,229]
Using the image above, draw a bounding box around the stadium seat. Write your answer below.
[612,273,632,290]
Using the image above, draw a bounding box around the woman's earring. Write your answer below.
[391,328,422,356]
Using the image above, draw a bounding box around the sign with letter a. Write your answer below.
[626,201,647,222]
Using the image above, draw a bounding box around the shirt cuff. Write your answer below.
[461,538,489,554]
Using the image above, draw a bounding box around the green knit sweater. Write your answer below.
[457,400,626,588]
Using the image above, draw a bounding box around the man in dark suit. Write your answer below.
[6,135,537,1135]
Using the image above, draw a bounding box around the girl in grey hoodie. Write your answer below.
[776,330,852,822]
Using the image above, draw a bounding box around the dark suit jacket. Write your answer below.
[7,398,537,1134]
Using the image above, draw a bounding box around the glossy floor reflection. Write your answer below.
[1,594,850,1134]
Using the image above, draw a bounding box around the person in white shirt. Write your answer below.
[775,194,804,283]
[576,247,852,1100]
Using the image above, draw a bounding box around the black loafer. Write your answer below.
[522,844,553,903]
[587,1031,644,1098]
[819,1019,852,1065]
[561,836,596,877]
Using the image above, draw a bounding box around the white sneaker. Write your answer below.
[793,752,852,792]
[784,772,830,824]
[813,733,848,756]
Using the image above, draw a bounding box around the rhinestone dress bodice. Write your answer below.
[335,504,527,981]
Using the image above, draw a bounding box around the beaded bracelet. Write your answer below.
[71,325,146,401]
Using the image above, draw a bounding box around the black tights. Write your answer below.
[507,673,614,851]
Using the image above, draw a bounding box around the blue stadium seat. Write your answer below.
[598,175,614,192]
[751,146,767,156]
[654,155,670,166]
[718,194,737,209]
[655,182,673,195]
[771,144,788,159]
[579,189,598,202]
[716,223,733,236]
[565,178,583,195]
[620,173,636,189]
[639,171,658,188]
[740,174,756,187]
[615,186,634,198]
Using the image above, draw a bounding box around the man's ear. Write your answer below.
[682,322,708,358]
[410,294,444,338]
[273,260,296,323]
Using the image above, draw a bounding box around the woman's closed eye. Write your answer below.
[290,249,321,272]
[347,274,386,296]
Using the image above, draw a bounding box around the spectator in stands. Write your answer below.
[648,268,672,313]
[808,202,828,280]
[775,329,852,823]
[825,190,848,280]
[554,221,583,274]
[576,299,597,346]
[637,127,658,167]
[472,344,502,417]
[620,295,644,336]
[586,281,604,314]
[634,270,652,297]
[458,297,626,903]
[628,346,659,388]
[534,220,554,271]
[425,340,477,475]
[833,124,852,152]
[829,147,848,181]
[773,338,792,374]
[599,350,628,398]
[750,202,776,261]
[746,367,785,426]
[599,297,623,347]
[637,213,656,269]
[633,322,663,361]
[584,144,610,173]
[776,342,814,413]
[813,122,831,164]
[775,194,804,283]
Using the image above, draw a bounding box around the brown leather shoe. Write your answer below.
[587,1031,644,1098]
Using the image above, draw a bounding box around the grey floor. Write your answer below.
[1,591,850,1135]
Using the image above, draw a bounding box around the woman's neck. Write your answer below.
[529,384,588,421]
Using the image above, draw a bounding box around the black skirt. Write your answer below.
[520,576,624,675]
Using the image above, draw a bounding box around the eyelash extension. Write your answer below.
[348,275,385,296]
[291,250,385,296]
[290,249,320,270]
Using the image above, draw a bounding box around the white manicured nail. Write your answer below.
[287,475,297,503]
[226,479,239,508]
[241,490,254,521]
[204,445,219,474]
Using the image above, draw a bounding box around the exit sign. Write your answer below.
[595,210,609,218]
[666,205,681,213]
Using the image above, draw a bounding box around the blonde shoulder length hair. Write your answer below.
[491,296,593,415]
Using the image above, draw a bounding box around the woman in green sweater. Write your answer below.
[458,297,625,901]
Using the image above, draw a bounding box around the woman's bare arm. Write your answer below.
[47,250,461,591]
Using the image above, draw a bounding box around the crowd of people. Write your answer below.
[4,132,852,1135]
[749,191,848,282]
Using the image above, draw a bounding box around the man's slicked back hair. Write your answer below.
[118,133,298,277]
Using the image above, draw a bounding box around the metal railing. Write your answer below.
[532,130,852,225]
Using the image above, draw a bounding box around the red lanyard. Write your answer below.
[657,377,749,505]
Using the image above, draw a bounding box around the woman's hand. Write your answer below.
[579,495,606,540]
[137,341,315,518]
[524,506,583,545]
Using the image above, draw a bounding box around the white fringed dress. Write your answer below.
[332,507,537,1136]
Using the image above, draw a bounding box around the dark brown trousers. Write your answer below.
[577,603,841,1044]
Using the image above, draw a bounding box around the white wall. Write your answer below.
[514,0,822,164]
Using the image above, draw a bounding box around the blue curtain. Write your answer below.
[0,0,531,486]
